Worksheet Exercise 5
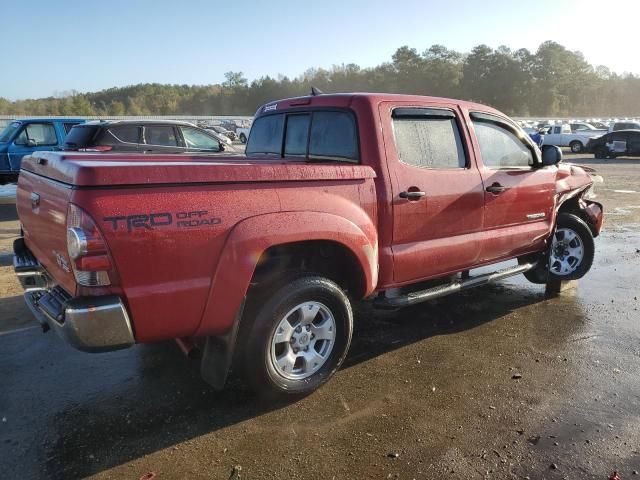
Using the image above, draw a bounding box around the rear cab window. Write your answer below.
[246,110,359,162]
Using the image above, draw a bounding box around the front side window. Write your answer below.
[181,127,222,151]
[473,121,533,168]
[392,113,466,169]
[144,126,178,146]
[15,123,57,146]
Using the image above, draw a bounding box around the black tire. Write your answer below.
[521,213,595,283]
[548,213,595,281]
[241,276,353,397]
[239,133,247,144]
[569,141,584,153]
[594,146,608,159]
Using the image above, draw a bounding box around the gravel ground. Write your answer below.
[0,153,639,480]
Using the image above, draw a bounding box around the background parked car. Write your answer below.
[63,120,230,153]
[541,124,604,153]
[237,125,251,144]
[586,129,640,159]
[569,122,605,133]
[206,125,237,141]
[608,121,640,132]
[0,118,84,183]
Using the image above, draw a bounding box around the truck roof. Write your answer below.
[256,92,504,117]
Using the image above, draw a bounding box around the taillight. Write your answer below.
[66,204,112,286]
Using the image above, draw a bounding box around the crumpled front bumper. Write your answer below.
[581,199,604,236]
[13,238,134,352]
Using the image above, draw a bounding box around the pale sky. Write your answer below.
[1,0,638,100]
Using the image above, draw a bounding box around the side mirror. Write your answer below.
[541,145,562,166]
[27,139,37,147]
[219,142,225,152]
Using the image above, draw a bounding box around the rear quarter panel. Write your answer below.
[78,176,377,342]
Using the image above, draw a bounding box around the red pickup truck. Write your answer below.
[13,93,603,396]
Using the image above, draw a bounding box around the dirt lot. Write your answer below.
[1,155,639,480]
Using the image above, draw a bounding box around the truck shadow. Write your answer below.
[0,282,559,480]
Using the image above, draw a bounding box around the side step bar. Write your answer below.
[376,262,536,308]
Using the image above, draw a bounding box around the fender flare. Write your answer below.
[195,210,378,338]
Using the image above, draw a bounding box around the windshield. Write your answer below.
[0,122,22,143]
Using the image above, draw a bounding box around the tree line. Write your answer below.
[2,41,639,118]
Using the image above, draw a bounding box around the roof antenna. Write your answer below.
[310,86,323,96]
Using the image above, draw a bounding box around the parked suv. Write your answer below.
[63,120,228,153]
[586,130,640,158]
[608,121,640,132]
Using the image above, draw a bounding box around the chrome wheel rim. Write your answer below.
[571,143,581,153]
[269,301,336,381]
[549,227,584,275]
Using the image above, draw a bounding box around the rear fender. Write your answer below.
[194,211,378,337]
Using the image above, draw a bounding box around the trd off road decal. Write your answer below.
[103,210,221,232]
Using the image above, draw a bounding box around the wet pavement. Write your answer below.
[1,155,639,479]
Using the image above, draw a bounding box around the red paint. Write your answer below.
[16,93,601,345]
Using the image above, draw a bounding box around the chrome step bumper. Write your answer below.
[14,238,134,352]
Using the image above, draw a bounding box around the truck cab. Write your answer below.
[0,118,85,183]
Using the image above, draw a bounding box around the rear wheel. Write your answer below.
[570,141,584,153]
[241,276,353,397]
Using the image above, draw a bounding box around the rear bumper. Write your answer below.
[13,238,134,352]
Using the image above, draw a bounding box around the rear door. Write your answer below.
[467,111,556,263]
[381,102,485,284]
[141,125,184,153]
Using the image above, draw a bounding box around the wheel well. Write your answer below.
[558,197,597,236]
[250,241,366,298]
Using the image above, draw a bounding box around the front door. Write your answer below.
[8,122,59,171]
[381,102,485,285]
[467,112,557,263]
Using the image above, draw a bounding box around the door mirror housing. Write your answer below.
[219,142,225,152]
[27,139,37,147]
[541,145,562,166]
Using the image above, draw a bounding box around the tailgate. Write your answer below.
[16,170,76,294]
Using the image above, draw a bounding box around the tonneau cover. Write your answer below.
[21,151,376,187]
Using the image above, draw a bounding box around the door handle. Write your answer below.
[399,190,426,200]
[485,183,508,194]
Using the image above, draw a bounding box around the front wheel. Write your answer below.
[239,133,247,144]
[521,213,595,284]
[548,213,595,280]
[594,146,608,159]
[570,141,584,153]
[241,276,353,397]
